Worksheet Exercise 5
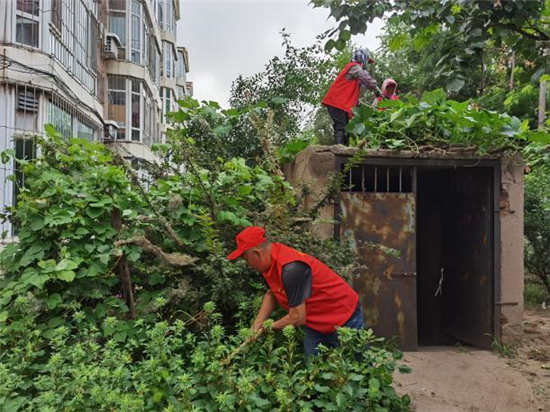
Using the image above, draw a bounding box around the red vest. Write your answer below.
[262,243,359,334]
[322,62,362,116]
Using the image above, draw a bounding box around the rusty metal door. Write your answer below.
[340,192,417,350]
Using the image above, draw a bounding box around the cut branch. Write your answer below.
[116,235,197,267]
[110,151,188,249]
[111,208,136,319]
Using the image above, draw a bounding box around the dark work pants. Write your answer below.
[303,302,365,357]
[326,105,349,146]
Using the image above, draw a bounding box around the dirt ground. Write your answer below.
[393,308,550,412]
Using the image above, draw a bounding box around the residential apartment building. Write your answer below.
[0,0,192,237]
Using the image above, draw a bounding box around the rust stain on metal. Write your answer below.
[340,192,417,350]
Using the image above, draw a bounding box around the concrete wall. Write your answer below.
[285,146,524,345]
[499,153,524,344]
[284,147,337,239]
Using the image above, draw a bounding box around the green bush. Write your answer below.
[347,89,550,153]
[0,300,411,411]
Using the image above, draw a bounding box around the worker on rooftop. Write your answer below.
[322,48,382,146]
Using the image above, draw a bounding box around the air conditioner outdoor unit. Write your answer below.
[105,33,122,60]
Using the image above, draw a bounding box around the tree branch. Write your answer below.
[116,235,197,267]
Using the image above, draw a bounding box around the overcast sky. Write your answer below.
[177,0,383,107]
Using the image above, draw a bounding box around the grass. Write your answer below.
[484,333,518,358]
[524,277,549,309]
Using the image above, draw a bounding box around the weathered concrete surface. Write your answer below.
[394,348,539,412]
[499,154,524,345]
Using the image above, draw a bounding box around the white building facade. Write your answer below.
[0,0,192,237]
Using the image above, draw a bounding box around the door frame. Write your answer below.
[334,155,501,346]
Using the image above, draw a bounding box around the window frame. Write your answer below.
[15,1,41,49]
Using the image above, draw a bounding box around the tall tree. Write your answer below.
[312,0,549,94]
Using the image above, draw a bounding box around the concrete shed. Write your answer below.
[284,146,524,350]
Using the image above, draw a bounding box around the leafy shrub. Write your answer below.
[524,166,550,301]
[347,89,549,153]
[1,300,411,411]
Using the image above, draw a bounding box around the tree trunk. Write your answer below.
[111,208,136,319]
[539,79,547,130]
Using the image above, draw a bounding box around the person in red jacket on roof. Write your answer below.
[322,48,381,146]
[373,78,399,109]
[227,226,365,357]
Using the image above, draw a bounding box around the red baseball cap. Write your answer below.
[227,226,267,260]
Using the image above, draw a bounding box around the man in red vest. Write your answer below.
[322,48,381,146]
[227,226,364,356]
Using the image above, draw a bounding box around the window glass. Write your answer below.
[17,0,39,16]
[16,16,39,47]
[109,12,126,45]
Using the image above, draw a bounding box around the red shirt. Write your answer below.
[262,243,359,334]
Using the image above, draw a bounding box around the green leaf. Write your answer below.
[47,293,62,310]
[149,273,166,286]
[57,270,76,282]
[127,251,141,262]
[1,396,28,412]
[336,392,346,409]
[445,77,465,93]
[0,311,8,322]
[24,273,46,288]
[56,259,78,272]
[335,39,346,51]
[20,245,46,267]
[313,384,330,393]
[339,29,351,41]
[524,131,550,144]
[30,217,44,231]
[421,89,447,105]
[86,207,104,219]
[390,109,404,123]
[369,377,381,390]
[75,227,89,235]
[0,291,13,306]
[95,303,106,317]
[42,328,57,339]
[348,373,364,381]
[324,39,336,53]
[213,125,232,137]
[48,317,64,328]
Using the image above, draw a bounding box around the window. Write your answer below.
[108,76,127,140]
[76,118,95,142]
[143,23,149,67]
[162,87,172,121]
[109,12,126,46]
[17,0,39,16]
[47,101,73,139]
[341,165,413,193]
[15,0,40,48]
[109,0,125,10]
[131,0,141,63]
[131,79,141,142]
[51,0,62,30]
[155,48,161,85]
[177,86,185,99]
[163,41,173,78]
[16,16,39,47]
[14,138,36,208]
[159,0,175,32]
